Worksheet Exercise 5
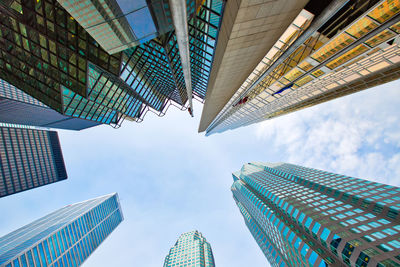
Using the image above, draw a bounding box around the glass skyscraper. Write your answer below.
[163,230,215,267]
[0,0,225,127]
[0,126,67,198]
[201,0,400,135]
[0,79,100,130]
[232,162,400,267]
[0,193,123,267]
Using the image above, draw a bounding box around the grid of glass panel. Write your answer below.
[188,0,224,100]
[232,162,400,267]
[57,0,142,54]
[0,193,123,267]
[0,0,225,126]
[0,126,66,198]
[0,0,121,113]
[163,230,215,267]
[119,37,183,117]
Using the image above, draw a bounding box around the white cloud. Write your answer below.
[1,81,400,267]
[256,80,400,186]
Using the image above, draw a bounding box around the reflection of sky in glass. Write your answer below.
[116,0,146,13]
[125,7,157,38]
[116,0,156,39]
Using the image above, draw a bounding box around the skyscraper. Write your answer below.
[0,125,67,198]
[232,162,400,267]
[0,0,225,126]
[163,230,215,267]
[0,193,123,266]
[0,79,100,130]
[200,0,400,135]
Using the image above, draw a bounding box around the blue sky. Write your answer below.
[1,80,400,266]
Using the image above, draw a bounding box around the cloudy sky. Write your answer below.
[1,80,400,266]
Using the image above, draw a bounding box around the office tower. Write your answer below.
[232,162,400,267]
[0,0,224,127]
[0,193,123,266]
[163,230,215,267]
[0,79,100,130]
[200,0,400,135]
[0,125,67,198]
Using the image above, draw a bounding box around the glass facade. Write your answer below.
[0,0,224,127]
[0,193,123,266]
[163,230,215,267]
[206,0,400,135]
[0,79,100,130]
[232,162,400,267]
[0,126,67,198]
[56,0,177,54]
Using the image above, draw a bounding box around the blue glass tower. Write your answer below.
[0,126,67,198]
[0,193,123,266]
[163,230,215,267]
[232,162,400,267]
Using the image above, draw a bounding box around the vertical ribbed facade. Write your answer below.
[163,230,215,267]
[232,162,400,267]
[0,126,67,197]
[0,193,123,267]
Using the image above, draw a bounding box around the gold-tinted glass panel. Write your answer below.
[390,21,400,33]
[284,68,304,82]
[368,0,400,23]
[326,44,369,69]
[298,61,313,71]
[365,29,396,47]
[312,33,355,62]
[295,75,313,87]
[311,69,325,78]
[345,17,378,39]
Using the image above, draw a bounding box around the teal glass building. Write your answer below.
[0,193,123,266]
[0,125,67,198]
[163,230,215,267]
[232,162,400,267]
[0,0,225,127]
[0,79,100,130]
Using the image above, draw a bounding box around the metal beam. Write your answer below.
[169,0,194,116]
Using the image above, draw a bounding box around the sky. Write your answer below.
[1,80,400,266]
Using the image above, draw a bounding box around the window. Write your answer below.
[382,228,397,235]
[345,211,355,216]
[320,228,331,241]
[371,232,386,239]
[346,219,357,225]
[356,216,367,222]
[312,222,321,235]
[361,235,375,242]
[388,240,400,249]
[358,225,371,231]
[377,219,390,225]
[301,243,309,257]
[377,244,392,252]
[368,222,381,228]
